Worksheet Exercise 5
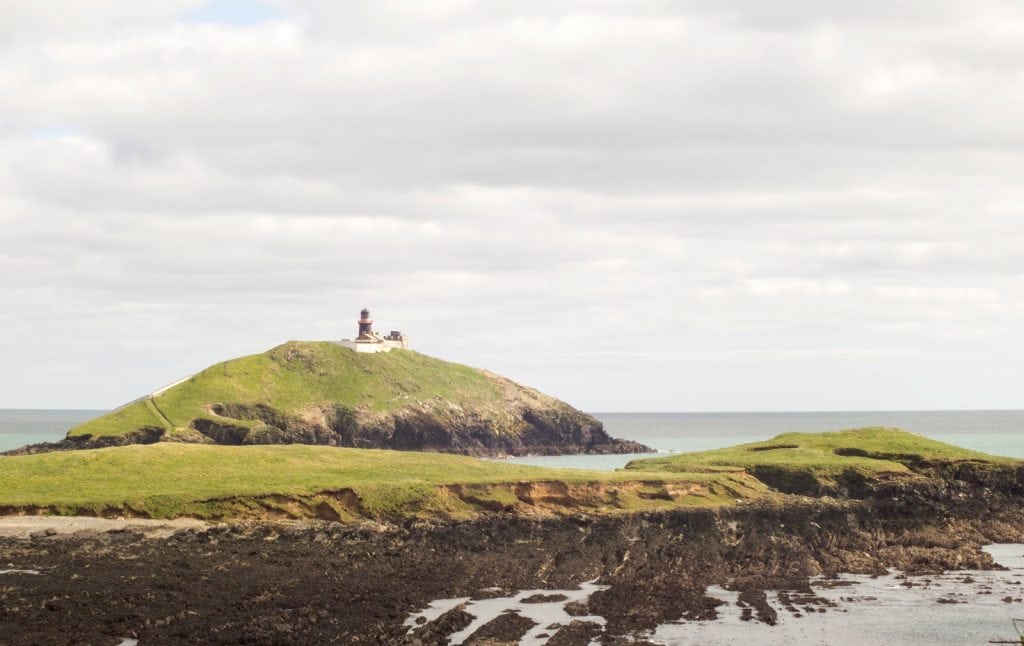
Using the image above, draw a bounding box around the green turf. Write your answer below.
[0,443,759,518]
[73,399,171,435]
[4,428,1007,521]
[69,342,513,438]
[626,427,1016,476]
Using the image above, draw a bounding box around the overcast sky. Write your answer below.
[2,0,1023,411]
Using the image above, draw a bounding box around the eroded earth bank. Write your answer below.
[2,481,1023,646]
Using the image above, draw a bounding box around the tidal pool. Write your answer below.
[649,544,1024,646]
[405,579,609,645]
[405,545,1024,645]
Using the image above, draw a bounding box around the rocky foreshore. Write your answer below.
[2,482,1022,645]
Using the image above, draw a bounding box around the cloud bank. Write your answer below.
[2,0,1023,410]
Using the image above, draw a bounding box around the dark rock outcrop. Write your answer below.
[6,403,649,457]
[183,402,650,456]
[2,427,165,456]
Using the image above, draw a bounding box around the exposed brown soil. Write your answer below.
[0,478,727,524]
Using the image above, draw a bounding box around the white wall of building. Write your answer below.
[335,338,408,353]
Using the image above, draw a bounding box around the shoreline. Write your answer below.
[2,494,1022,644]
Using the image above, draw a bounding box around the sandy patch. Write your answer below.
[0,515,207,539]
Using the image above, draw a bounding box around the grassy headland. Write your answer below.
[627,427,1009,474]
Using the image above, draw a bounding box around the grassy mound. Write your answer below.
[0,444,768,519]
[626,427,1017,495]
[628,428,1008,474]
[69,342,517,439]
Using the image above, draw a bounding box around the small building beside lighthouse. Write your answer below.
[337,308,409,353]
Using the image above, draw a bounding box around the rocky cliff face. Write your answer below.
[177,398,649,457]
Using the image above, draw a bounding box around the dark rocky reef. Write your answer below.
[2,427,165,456]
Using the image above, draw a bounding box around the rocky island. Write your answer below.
[9,331,649,458]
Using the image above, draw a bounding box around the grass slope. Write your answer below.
[3,428,1011,521]
[627,427,1015,477]
[0,444,766,519]
[70,342,511,438]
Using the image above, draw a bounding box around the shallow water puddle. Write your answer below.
[985,543,1024,569]
[649,543,1024,646]
[404,546,1024,645]
[405,579,609,645]
[0,569,42,575]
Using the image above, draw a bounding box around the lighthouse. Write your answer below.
[358,308,374,338]
[337,308,409,353]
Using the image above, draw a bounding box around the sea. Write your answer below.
[511,409,1024,470]
[3,409,1023,645]
[2,408,1023,464]
[0,409,109,453]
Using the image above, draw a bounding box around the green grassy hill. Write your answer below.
[71,342,507,438]
[60,341,647,456]
[626,427,1018,495]
[627,427,1007,473]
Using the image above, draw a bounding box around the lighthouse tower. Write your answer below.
[357,308,374,338]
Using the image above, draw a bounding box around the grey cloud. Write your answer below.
[2,1,1024,409]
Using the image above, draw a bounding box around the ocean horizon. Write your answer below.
[2,408,1022,467]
